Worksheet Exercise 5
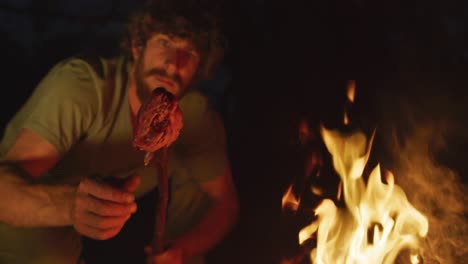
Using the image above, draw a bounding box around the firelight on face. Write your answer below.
[133,33,200,101]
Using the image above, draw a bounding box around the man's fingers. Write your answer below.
[77,193,137,217]
[73,177,140,239]
[80,178,134,203]
[122,175,141,193]
[75,223,122,240]
[80,211,131,230]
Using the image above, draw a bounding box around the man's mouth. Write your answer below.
[144,68,181,91]
[156,77,179,93]
[157,77,174,87]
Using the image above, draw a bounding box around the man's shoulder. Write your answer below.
[72,54,106,79]
[179,90,218,126]
[180,91,210,114]
[61,54,130,124]
[61,54,126,80]
[37,54,129,122]
[49,54,129,101]
[176,90,225,145]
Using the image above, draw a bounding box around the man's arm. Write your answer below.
[0,128,73,226]
[169,166,239,260]
[0,128,139,240]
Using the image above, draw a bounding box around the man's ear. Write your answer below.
[131,41,143,61]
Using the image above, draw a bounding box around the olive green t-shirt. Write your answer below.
[0,56,228,264]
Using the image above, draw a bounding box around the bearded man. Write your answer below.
[0,1,238,263]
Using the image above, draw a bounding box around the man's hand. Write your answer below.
[71,175,140,240]
[145,245,184,264]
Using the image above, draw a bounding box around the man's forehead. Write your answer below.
[150,33,197,50]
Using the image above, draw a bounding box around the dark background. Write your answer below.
[1,0,467,263]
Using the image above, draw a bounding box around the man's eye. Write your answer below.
[188,52,199,60]
[158,39,170,47]
[183,51,199,62]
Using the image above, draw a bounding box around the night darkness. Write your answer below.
[1,0,467,263]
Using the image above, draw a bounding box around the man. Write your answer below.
[0,1,238,263]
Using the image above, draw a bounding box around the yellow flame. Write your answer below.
[282,184,300,211]
[410,253,422,264]
[299,127,429,264]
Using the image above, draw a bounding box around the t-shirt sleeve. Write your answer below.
[20,59,98,156]
[177,92,229,183]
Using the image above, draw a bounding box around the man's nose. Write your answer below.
[165,49,190,72]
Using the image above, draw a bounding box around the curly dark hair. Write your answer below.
[121,0,225,82]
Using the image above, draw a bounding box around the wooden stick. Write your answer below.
[151,147,169,253]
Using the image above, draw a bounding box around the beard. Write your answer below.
[133,56,187,103]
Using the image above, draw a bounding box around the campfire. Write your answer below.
[281,81,433,264]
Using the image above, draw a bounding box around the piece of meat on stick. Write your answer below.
[133,87,183,165]
[132,87,183,253]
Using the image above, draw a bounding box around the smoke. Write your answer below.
[375,88,468,263]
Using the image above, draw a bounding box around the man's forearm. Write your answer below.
[171,198,239,260]
[0,166,74,227]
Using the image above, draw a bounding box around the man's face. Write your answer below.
[133,33,200,101]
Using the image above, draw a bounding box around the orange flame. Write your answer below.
[282,184,301,212]
[297,127,429,264]
[344,80,356,125]
[346,80,356,103]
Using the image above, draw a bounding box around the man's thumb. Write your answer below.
[123,174,141,192]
